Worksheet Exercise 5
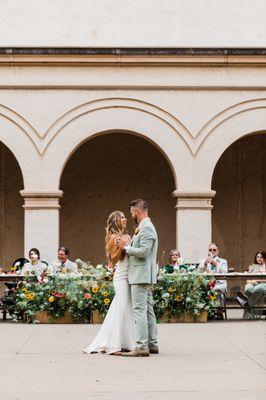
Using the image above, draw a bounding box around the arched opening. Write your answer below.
[212,132,266,270]
[60,132,176,264]
[0,142,24,266]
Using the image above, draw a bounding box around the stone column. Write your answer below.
[20,190,63,263]
[173,190,216,263]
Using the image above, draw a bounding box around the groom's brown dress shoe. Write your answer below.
[149,345,159,354]
[121,348,150,357]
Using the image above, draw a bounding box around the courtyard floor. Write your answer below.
[0,317,265,400]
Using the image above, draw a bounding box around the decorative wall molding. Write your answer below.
[173,190,216,210]
[0,47,265,66]
[20,190,63,210]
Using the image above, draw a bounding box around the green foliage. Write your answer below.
[153,271,216,319]
[10,264,215,323]
[12,266,115,323]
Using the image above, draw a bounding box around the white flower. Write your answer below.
[162,293,170,299]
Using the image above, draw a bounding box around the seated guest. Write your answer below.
[22,248,47,277]
[50,246,78,275]
[163,249,187,273]
[198,243,228,293]
[237,251,266,319]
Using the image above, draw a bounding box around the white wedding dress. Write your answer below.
[83,256,135,354]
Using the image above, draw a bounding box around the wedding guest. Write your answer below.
[237,250,266,319]
[198,243,228,293]
[22,248,47,277]
[163,249,187,273]
[50,247,78,275]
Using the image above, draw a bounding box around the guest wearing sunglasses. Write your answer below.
[198,243,228,293]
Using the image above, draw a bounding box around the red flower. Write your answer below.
[52,291,65,298]
[207,280,216,289]
[84,293,91,300]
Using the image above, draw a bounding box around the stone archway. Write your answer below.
[0,142,24,265]
[212,132,266,270]
[60,132,176,264]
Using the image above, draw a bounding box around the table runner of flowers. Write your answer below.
[6,262,216,323]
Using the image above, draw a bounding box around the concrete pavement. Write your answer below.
[0,320,265,400]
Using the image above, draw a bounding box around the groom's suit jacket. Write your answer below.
[127,218,158,285]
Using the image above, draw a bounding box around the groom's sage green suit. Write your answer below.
[126,217,158,350]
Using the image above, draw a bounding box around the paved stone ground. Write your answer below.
[0,317,265,400]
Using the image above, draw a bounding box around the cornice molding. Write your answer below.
[20,190,63,210]
[20,190,63,198]
[173,190,216,198]
[173,190,216,210]
[0,47,266,66]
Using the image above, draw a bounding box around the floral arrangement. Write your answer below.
[9,261,215,323]
[153,270,216,320]
[12,263,114,323]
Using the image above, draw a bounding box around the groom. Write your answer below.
[118,199,158,357]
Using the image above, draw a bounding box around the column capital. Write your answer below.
[20,190,63,210]
[172,190,216,210]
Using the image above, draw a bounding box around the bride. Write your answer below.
[83,211,135,355]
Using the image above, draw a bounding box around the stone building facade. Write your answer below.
[0,47,265,268]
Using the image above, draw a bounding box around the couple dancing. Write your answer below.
[83,199,158,357]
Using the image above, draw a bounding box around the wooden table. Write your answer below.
[1,272,265,281]
[0,274,24,282]
[207,273,266,280]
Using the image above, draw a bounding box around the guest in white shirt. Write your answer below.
[22,248,47,277]
[50,246,78,275]
[198,243,228,293]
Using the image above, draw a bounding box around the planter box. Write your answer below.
[158,310,208,323]
[91,310,105,324]
[35,311,74,324]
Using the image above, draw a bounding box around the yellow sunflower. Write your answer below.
[168,287,175,293]
[29,293,36,301]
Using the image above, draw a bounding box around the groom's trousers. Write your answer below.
[131,284,158,349]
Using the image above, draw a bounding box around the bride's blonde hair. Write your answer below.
[105,211,125,259]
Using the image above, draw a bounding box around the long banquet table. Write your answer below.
[1,272,266,282]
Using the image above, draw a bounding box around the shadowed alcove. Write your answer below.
[60,132,176,264]
[0,142,24,266]
[212,132,266,270]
